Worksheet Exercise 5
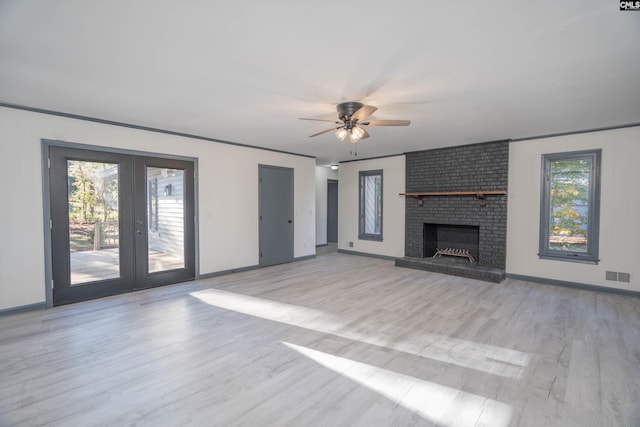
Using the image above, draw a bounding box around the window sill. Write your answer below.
[538,254,599,265]
[358,235,383,242]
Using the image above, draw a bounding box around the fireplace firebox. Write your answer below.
[424,224,479,262]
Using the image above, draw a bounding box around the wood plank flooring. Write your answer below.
[1,246,639,426]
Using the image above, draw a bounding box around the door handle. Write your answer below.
[288,220,293,223]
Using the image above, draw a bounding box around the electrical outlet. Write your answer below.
[606,271,618,281]
[618,272,631,283]
[349,241,354,247]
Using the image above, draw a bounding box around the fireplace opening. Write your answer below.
[424,224,480,263]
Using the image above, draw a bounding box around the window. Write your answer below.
[359,170,383,241]
[539,149,601,263]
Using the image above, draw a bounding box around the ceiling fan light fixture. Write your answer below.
[335,128,348,141]
[349,126,365,143]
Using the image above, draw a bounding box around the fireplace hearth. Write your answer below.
[395,255,506,282]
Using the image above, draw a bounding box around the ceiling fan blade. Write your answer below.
[361,119,411,126]
[351,105,377,121]
[309,127,340,138]
[299,118,341,123]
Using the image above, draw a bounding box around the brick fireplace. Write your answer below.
[395,140,509,282]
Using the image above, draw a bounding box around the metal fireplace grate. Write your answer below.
[433,248,475,263]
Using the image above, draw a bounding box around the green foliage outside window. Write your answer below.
[548,158,590,252]
[67,161,118,224]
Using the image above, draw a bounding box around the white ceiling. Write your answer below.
[1,1,639,165]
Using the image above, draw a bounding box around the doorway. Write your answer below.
[259,165,294,266]
[327,179,338,243]
[48,146,195,305]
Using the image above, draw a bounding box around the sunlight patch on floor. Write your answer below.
[190,289,530,378]
[283,342,512,427]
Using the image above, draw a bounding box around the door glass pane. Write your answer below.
[68,160,120,285]
[146,167,185,273]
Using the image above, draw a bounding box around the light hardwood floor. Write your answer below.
[1,247,639,426]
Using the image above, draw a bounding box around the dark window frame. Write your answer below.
[539,149,601,264]
[358,169,383,241]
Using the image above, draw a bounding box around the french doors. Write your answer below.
[49,146,195,305]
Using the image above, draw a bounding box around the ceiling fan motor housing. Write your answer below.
[337,102,364,121]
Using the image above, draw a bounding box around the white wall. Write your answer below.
[507,126,640,290]
[315,166,338,246]
[338,156,405,258]
[0,107,316,311]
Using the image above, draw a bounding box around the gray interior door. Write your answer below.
[327,179,338,243]
[259,165,294,266]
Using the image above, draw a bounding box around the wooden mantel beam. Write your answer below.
[399,191,507,207]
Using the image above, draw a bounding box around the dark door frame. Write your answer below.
[42,139,199,307]
[327,179,338,243]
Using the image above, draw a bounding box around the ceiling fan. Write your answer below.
[300,101,410,143]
